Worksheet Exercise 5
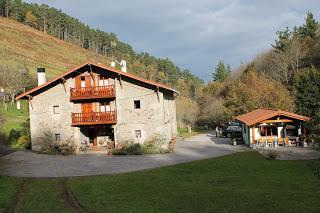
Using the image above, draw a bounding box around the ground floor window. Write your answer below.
[135,130,141,138]
[55,134,61,141]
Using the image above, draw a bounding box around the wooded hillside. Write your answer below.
[198,11,320,132]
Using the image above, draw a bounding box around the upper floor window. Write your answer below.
[99,77,109,86]
[134,100,141,109]
[99,102,111,112]
[53,105,60,114]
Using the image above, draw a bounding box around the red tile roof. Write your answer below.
[235,108,310,126]
[16,61,179,100]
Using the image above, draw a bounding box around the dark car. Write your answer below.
[221,125,242,138]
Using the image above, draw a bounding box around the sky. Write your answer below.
[25,0,320,81]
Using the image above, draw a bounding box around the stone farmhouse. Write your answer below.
[16,61,179,152]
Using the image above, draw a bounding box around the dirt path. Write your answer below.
[60,178,89,213]
[4,179,28,213]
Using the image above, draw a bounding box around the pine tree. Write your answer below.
[212,60,231,82]
[298,11,318,39]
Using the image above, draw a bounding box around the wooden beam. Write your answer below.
[260,119,294,124]
[27,95,33,109]
[61,77,67,92]
[156,87,160,102]
[88,64,94,80]
[118,74,122,88]
[26,95,33,100]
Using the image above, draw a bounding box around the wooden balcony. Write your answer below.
[72,111,117,126]
[70,85,115,101]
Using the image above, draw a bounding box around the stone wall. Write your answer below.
[114,78,177,146]
[29,77,79,151]
[28,69,177,152]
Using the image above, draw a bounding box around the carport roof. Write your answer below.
[235,108,310,126]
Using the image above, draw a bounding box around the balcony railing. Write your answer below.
[72,111,117,126]
[70,85,115,101]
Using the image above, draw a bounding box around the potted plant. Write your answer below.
[98,139,105,146]
[231,132,237,146]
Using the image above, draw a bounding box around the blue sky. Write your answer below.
[25,0,320,81]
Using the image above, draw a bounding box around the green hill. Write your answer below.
[0,17,112,79]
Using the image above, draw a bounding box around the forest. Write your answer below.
[1,0,320,133]
[196,11,320,133]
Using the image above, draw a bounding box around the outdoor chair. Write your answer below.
[267,137,274,147]
[258,138,266,148]
[285,137,289,146]
[278,138,284,147]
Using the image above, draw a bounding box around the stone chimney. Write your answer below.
[37,68,46,86]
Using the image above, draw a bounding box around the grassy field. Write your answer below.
[0,101,29,148]
[1,152,319,212]
[177,127,204,138]
[0,17,112,79]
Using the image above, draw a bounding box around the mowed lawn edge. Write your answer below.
[1,152,320,212]
[67,152,320,213]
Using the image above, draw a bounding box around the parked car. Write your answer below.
[221,125,242,138]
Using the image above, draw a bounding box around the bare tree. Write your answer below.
[0,62,34,107]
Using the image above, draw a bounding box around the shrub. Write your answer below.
[8,129,20,143]
[112,143,143,155]
[17,135,31,149]
[126,143,143,155]
[112,148,128,155]
[142,134,171,154]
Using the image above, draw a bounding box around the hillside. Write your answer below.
[0,17,111,79]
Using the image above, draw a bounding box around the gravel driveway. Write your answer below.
[0,133,248,178]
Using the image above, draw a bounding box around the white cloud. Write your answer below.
[25,0,320,81]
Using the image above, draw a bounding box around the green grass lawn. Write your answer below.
[0,176,21,212]
[0,100,29,148]
[177,127,204,138]
[1,152,320,212]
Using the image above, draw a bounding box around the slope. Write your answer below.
[0,17,111,79]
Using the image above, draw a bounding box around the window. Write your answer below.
[99,102,111,112]
[134,100,141,109]
[135,130,141,138]
[53,105,60,114]
[55,134,61,141]
[99,77,109,86]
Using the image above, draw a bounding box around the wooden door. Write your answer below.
[82,103,92,113]
[85,76,91,87]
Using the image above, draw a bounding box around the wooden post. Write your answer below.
[27,95,33,110]
[251,125,255,145]
[118,74,122,88]
[61,77,67,92]
[156,87,160,102]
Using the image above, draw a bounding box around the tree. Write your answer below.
[213,60,231,82]
[176,96,198,132]
[0,62,34,107]
[224,67,295,117]
[296,11,318,39]
[293,66,320,130]
[272,27,291,52]
[25,10,37,28]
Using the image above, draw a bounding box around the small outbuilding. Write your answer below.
[235,108,310,148]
